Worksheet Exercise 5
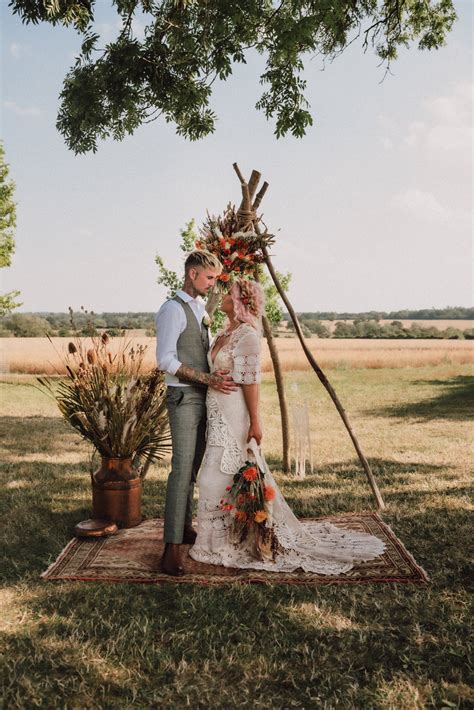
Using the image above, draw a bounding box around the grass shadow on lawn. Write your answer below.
[2,400,473,707]
[266,457,449,516]
[373,375,474,421]
[0,415,83,455]
[0,457,167,583]
[3,501,472,709]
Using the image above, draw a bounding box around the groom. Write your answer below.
[156,250,237,576]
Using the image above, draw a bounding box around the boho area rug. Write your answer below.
[42,514,428,586]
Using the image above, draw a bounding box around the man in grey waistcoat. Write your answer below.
[156,250,236,576]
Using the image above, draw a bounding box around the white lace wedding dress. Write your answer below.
[189,323,385,574]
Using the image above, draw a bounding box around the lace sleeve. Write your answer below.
[232,327,261,385]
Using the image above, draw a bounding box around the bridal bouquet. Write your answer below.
[220,460,280,561]
[196,203,274,284]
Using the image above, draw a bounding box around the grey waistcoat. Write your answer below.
[173,295,210,383]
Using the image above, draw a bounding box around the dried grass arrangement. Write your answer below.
[38,329,170,470]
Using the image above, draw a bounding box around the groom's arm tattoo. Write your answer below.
[175,365,224,389]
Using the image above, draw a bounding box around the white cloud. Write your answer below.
[4,101,41,117]
[379,136,394,151]
[405,82,472,155]
[404,121,425,148]
[391,188,470,227]
[10,42,24,59]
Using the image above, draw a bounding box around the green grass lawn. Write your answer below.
[1,365,472,708]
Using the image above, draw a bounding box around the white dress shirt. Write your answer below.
[155,289,207,386]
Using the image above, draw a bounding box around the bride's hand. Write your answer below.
[247,420,262,445]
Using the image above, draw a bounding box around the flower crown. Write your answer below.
[238,280,259,316]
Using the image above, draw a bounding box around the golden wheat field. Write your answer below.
[1,336,472,375]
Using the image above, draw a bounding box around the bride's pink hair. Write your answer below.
[230,279,265,329]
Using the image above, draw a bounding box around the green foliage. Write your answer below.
[303,319,331,338]
[3,313,52,337]
[0,291,22,318]
[0,142,16,269]
[332,319,466,339]
[0,141,21,315]
[297,307,474,321]
[9,0,457,152]
[259,269,291,328]
[155,219,197,299]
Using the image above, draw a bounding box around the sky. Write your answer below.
[1,1,472,313]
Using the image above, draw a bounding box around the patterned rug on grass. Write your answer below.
[41,513,428,586]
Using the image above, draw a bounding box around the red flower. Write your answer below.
[243,466,257,481]
[264,485,276,501]
[219,273,230,282]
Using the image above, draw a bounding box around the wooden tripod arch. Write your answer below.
[231,163,385,511]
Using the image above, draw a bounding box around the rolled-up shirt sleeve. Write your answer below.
[156,301,185,375]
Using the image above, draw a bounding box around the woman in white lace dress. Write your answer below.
[189,279,385,574]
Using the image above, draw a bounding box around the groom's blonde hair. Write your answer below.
[184,250,222,274]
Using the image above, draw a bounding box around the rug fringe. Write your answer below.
[372,512,430,582]
[40,537,79,579]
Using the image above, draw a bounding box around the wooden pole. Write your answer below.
[233,162,291,472]
[261,245,386,510]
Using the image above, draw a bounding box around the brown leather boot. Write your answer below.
[182,526,197,545]
[160,543,185,576]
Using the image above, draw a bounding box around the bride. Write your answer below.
[189,279,385,574]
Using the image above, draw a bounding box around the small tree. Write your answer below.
[4,314,51,337]
[0,142,21,316]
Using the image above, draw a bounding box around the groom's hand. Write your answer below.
[175,365,237,392]
[210,369,238,394]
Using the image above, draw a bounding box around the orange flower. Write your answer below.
[219,273,230,282]
[254,510,267,523]
[264,485,276,501]
[235,510,247,522]
[243,466,257,481]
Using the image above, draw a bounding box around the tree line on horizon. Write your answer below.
[1,307,473,339]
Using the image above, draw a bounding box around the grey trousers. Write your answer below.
[164,386,207,543]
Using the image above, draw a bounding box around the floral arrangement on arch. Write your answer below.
[220,459,280,561]
[195,203,274,285]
